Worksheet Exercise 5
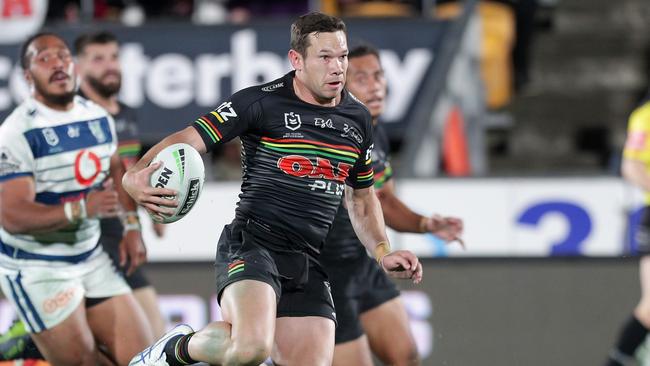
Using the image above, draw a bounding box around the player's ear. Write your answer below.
[288,49,303,72]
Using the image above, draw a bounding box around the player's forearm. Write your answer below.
[622,159,650,192]
[345,186,390,255]
[131,127,206,173]
[2,201,77,234]
[378,190,424,233]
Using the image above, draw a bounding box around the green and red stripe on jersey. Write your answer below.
[117,140,141,157]
[356,169,374,183]
[260,137,360,164]
[194,115,223,143]
[227,260,245,277]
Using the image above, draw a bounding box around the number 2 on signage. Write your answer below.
[516,201,592,256]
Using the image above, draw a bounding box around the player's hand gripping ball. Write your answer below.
[149,143,205,223]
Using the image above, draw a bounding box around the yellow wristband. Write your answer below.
[374,241,391,265]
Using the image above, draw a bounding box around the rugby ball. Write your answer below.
[149,143,205,223]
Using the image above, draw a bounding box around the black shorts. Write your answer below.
[637,206,650,256]
[322,253,400,344]
[215,218,336,323]
[101,234,151,290]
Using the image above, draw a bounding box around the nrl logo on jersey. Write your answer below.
[284,112,302,131]
[42,127,59,146]
[262,82,284,92]
[88,120,107,143]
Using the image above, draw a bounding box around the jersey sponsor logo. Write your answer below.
[88,120,107,143]
[67,125,80,138]
[215,101,238,122]
[284,112,302,131]
[0,148,20,175]
[42,127,59,146]
[315,118,335,130]
[365,143,374,161]
[261,82,284,92]
[341,123,363,144]
[43,288,76,314]
[277,155,352,182]
[74,149,102,186]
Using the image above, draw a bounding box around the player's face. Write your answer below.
[301,30,348,103]
[24,35,76,107]
[346,54,386,119]
[77,42,121,98]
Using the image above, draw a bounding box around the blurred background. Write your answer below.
[1,0,649,365]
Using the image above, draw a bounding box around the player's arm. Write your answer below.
[0,176,118,234]
[122,127,206,217]
[345,185,422,283]
[622,158,650,191]
[377,180,463,244]
[110,151,146,274]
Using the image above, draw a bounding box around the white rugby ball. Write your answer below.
[149,143,205,223]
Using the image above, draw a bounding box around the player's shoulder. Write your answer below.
[232,74,289,105]
[73,95,111,117]
[0,99,38,132]
[343,91,372,118]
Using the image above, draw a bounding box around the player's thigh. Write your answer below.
[30,302,97,366]
[273,316,335,366]
[220,279,276,347]
[360,297,417,362]
[87,292,153,365]
[332,335,374,366]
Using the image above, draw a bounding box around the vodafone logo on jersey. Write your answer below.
[74,149,101,186]
[277,155,351,182]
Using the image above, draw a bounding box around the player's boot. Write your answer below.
[128,324,194,366]
[0,320,31,361]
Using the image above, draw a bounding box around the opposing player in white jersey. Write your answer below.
[0,33,153,366]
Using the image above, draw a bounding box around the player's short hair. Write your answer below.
[74,31,119,56]
[20,32,66,70]
[290,12,347,57]
[349,44,380,61]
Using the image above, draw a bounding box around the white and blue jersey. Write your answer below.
[0,96,116,261]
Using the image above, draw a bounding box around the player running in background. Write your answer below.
[0,31,168,363]
[0,33,152,366]
[607,100,650,366]
[123,12,422,366]
[321,44,463,366]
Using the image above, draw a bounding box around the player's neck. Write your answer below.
[34,94,74,111]
[80,84,120,115]
[292,77,340,107]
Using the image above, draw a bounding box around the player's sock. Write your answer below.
[606,315,649,366]
[164,333,197,366]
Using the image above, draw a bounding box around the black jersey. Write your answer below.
[321,123,393,260]
[101,102,142,238]
[192,71,375,255]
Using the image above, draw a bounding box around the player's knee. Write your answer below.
[229,339,272,366]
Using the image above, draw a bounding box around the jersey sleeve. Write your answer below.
[345,114,375,189]
[116,109,142,169]
[624,103,650,163]
[0,121,34,182]
[191,89,263,152]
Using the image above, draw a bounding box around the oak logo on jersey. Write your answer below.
[213,101,238,122]
[277,155,352,182]
[284,112,302,131]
